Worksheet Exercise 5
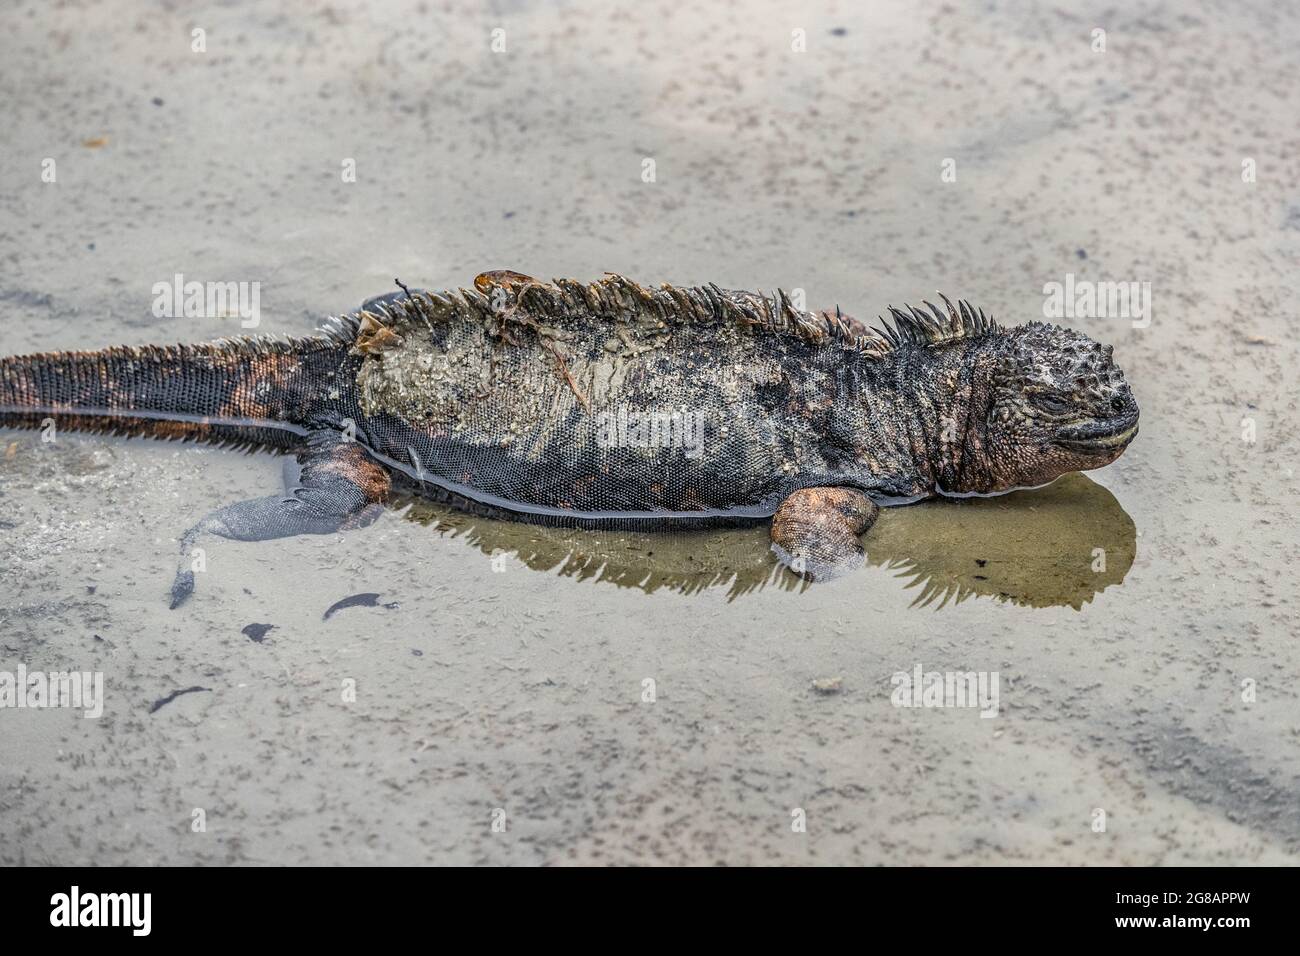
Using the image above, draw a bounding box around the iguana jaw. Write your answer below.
[1053,409,1140,456]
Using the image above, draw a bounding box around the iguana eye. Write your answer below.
[1034,394,1071,414]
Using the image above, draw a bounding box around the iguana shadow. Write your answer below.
[395,472,1135,609]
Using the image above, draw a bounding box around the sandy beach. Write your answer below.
[1,0,1297,864]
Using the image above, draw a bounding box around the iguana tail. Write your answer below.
[0,336,339,449]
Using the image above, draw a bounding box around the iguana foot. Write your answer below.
[168,432,391,607]
[770,487,879,581]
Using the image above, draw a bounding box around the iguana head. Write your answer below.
[969,322,1138,493]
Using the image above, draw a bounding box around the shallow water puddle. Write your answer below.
[397,472,1135,609]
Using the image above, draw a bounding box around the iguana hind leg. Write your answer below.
[168,433,391,608]
[770,487,879,581]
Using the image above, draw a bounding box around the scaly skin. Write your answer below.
[0,272,1139,599]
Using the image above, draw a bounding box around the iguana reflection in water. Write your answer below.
[399,472,1135,610]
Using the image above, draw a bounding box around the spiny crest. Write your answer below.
[317,311,367,346]
[873,294,1000,352]
[317,276,1001,358]
[10,333,317,368]
[206,331,312,356]
[319,274,877,350]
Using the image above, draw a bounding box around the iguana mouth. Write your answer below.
[1054,414,1139,453]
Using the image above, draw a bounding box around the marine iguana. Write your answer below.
[0,272,1139,605]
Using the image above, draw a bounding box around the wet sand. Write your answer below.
[1,0,1298,864]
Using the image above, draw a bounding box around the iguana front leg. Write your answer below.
[168,433,391,608]
[770,487,879,581]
